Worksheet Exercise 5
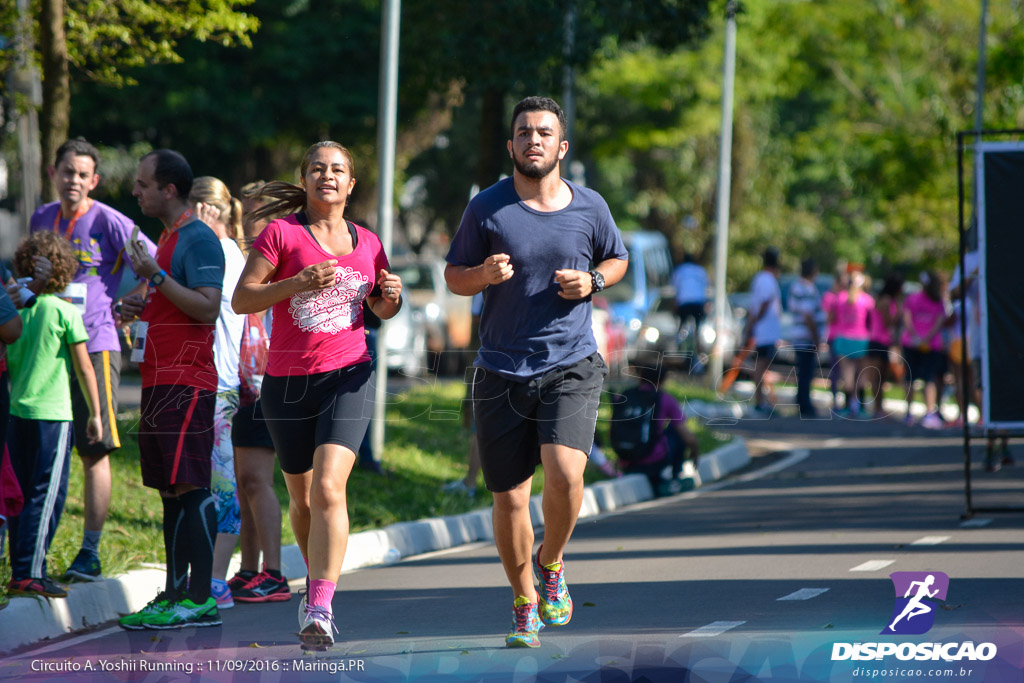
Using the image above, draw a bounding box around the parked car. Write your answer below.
[634,292,741,371]
[603,231,673,342]
[381,301,429,377]
[390,256,472,374]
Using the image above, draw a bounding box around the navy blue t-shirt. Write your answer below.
[446,177,627,380]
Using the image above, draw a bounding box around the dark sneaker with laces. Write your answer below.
[234,570,291,603]
[227,570,258,595]
[505,596,543,648]
[9,576,68,598]
[119,590,179,630]
[63,548,102,582]
[533,546,573,627]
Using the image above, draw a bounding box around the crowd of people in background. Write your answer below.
[0,137,405,649]
[730,244,1013,475]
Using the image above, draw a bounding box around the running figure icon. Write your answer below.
[888,574,940,632]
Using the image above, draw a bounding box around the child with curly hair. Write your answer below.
[5,231,102,598]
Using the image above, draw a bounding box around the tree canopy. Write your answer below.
[5,0,1021,287]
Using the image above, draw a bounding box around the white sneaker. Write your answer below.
[299,603,337,650]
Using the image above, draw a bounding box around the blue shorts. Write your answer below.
[833,337,869,360]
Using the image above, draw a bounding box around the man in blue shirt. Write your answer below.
[446,96,628,648]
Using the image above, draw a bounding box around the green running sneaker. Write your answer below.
[505,596,543,648]
[118,591,178,630]
[140,596,221,630]
[534,548,573,627]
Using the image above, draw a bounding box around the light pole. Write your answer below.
[710,1,738,386]
[371,0,401,460]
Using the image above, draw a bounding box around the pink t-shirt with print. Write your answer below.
[901,291,948,351]
[829,291,874,341]
[253,214,389,377]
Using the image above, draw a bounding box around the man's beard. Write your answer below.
[513,152,559,179]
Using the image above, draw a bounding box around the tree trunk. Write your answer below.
[39,0,70,203]
[475,88,506,191]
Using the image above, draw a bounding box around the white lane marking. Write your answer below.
[850,560,895,572]
[594,449,812,520]
[777,588,830,601]
[681,621,747,637]
[910,535,951,545]
[960,518,992,528]
[9,626,120,659]
[722,449,812,486]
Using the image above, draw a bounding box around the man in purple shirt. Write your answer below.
[29,138,157,581]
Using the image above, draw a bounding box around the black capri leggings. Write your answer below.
[260,362,375,474]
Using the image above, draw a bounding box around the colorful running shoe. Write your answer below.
[533,548,573,627]
[141,596,221,630]
[63,549,103,582]
[505,595,543,648]
[233,569,291,603]
[118,590,178,630]
[299,603,338,650]
[211,578,234,609]
[227,570,258,595]
[8,576,68,598]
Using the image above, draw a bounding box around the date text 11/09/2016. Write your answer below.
[30,658,366,676]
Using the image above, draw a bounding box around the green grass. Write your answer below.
[5,379,729,592]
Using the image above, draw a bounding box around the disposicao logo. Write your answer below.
[882,571,949,635]
[831,571,998,663]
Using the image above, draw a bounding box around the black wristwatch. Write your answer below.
[589,269,605,293]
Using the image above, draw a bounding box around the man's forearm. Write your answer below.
[157,279,220,324]
[445,264,488,296]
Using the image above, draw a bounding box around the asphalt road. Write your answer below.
[5,415,1022,682]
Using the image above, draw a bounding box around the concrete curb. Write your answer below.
[0,437,748,654]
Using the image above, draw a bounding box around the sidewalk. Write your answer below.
[0,434,750,654]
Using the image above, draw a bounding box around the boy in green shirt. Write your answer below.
[6,232,101,598]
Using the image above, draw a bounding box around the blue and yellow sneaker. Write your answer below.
[63,549,102,582]
[534,548,573,627]
[506,596,543,648]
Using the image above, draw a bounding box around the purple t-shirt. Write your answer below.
[30,200,157,354]
[637,385,686,465]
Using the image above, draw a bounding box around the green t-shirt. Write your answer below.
[7,294,89,421]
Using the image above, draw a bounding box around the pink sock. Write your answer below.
[308,579,336,610]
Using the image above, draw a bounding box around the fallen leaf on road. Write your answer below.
[249,643,265,648]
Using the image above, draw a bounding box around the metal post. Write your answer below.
[975,0,988,137]
[956,132,973,518]
[561,2,577,178]
[710,2,738,387]
[372,0,401,460]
